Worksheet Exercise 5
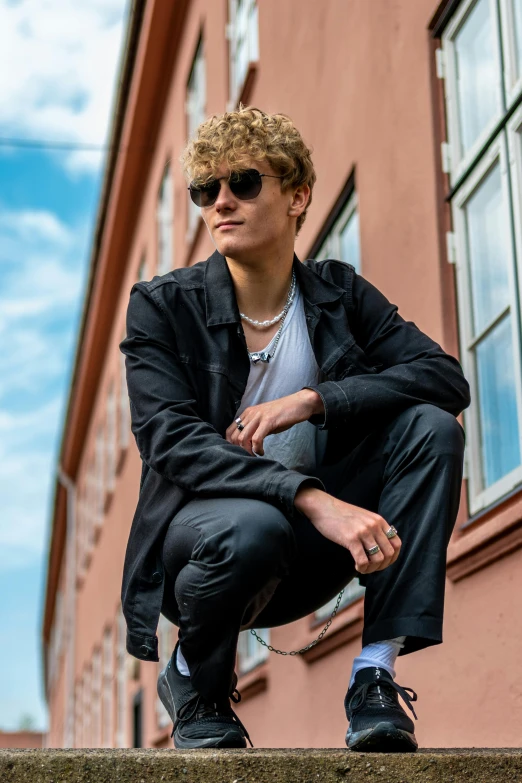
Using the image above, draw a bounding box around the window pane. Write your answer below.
[339,210,361,271]
[464,163,511,335]
[514,0,522,82]
[476,315,521,487]
[454,0,501,155]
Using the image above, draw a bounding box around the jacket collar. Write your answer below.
[204,249,345,326]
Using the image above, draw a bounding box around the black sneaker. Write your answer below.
[344,666,418,752]
[157,642,253,749]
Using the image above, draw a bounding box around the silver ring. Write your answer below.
[385,526,398,539]
[365,545,381,556]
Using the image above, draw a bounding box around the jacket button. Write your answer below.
[152,571,162,584]
[140,645,150,657]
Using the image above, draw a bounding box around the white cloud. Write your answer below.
[0,0,129,174]
[0,205,89,569]
[0,208,72,244]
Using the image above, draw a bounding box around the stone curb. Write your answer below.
[1,748,522,783]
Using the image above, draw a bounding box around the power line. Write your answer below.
[0,137,110,151]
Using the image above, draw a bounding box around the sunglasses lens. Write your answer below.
[230,169,262,200]
[189,180,220,207]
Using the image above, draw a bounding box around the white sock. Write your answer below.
[349,636,406,688]
[176,644,191,677]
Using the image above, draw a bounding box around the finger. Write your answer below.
[349,541,371,574]
[380,524,402,565]
[360,537,386,572]
[238,419,261,455]
[372,529,396,571]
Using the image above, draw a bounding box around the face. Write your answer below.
[197,157,309,263]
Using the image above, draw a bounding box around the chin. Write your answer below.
[215,236,253,258]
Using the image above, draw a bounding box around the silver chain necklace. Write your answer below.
[242,270,296,364]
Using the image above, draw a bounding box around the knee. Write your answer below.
[229,502,296,576]
[411,404,465,455]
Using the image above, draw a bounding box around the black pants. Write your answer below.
[161,403,465,702]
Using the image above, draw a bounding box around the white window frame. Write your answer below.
[315,192,361,272]
[441,0,504,185]
[102,627,114,748]
[226,0,259,110]
[314,579,365,623]
[186,38,206,239]
[119,328,130,453]
[106,383,116,495]
[508,104,522,311]
[157,165,174,275]
[156,616,173,729]
[237,628,269,675]
[116,607,128,748]
[451,135,522,513]
[499,0,522,108]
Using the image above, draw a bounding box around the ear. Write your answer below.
[288,183,310,217]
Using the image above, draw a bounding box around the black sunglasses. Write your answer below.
[188,168,285,207]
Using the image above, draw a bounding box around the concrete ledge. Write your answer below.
[1,749,522,783]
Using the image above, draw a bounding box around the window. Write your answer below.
[186,38,206,237]
[137,254,147,282]
[76,482,87,581]
[237,628,269,675]
[119,330,130,452]
[132,690,143,748]
[94,424,105,529]
[91,648,102,747]
[49,589,64,688]
[226,0,259,108]
[102,628,114,747]
[156,616,173,729]
[315,192,361,272]
[116,606,128,748]
[82,666,91,747]
[314,578,365,623]
[439,0,522,514]
[157,165,173,275]
[106,383,116,495]
[500,0,522,106]
[75,680,83,748]
[86,456,96,554]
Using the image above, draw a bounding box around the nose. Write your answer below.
[213,178,238,212]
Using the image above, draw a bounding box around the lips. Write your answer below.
[216,222,242,228]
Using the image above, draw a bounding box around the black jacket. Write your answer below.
[119,249,470,661]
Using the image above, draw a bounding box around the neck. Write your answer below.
[226,251,295,320]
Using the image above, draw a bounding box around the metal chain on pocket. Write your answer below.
[249,588,345,656]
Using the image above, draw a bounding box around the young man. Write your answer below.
[120,105,470,752]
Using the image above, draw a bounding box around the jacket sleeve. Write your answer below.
[302,271,471,430]
[120,284,325,520]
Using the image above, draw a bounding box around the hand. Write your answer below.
[225,389,323,456]
[294,487,401,574]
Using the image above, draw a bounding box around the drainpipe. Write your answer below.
[57,467,76,748]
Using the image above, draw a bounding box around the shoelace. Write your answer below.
[172,688,254,747]
[348,679,418,720]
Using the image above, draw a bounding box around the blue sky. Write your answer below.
[0,0,128,731]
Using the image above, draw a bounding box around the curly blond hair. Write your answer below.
[179,104,316,236]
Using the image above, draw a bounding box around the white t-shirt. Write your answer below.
[235,281,328,473]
